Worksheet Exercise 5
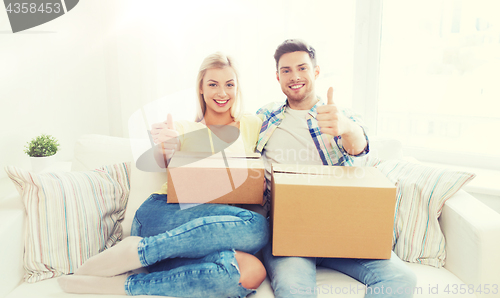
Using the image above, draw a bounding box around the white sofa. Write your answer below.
[1,134,500,298]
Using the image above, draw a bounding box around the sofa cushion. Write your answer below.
[71,134,168,237]
[5,163,130,283]
[375,160,476,268]
[71,134,134,172]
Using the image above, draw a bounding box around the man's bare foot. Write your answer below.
[58,273,131,295]
[75,236,143,277]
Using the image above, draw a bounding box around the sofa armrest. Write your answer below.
[0,193,25,298]
[440,189,500,297]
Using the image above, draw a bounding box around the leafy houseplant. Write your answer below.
[24,134,60,172]
[24,134,60,157]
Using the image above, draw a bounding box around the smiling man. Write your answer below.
[255,39,417,298]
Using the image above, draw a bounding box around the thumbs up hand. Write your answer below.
[151,113,180,159]
[316,87,350,137]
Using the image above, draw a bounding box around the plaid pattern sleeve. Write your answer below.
[305,104,370,166]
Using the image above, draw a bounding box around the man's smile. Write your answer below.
[289,84,305,90]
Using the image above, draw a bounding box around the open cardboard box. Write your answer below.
[271,164,396,259]
[167,151,265,204]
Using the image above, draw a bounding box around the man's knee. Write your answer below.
[370,265,418,296]
[235,251,267,290]
[394,268,417,291]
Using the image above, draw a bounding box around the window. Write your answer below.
[377,0,500,169]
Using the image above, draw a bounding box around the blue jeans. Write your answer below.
[263,240,417,298]
[125,194,269,297]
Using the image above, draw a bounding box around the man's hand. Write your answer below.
[316,87,351,136]
[150,113,180,160]
[316,87,367,155]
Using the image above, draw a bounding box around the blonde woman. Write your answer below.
[59,53,268,298]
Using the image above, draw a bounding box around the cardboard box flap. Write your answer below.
[170,151,261,160]
[169,151,263,169]
[272,164,395,188]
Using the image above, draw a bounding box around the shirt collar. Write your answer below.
[283,97,322,118]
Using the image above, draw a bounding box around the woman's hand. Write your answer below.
[151,114,180,161]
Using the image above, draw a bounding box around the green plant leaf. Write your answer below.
[24,134,60,157]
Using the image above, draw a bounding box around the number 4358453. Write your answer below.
[6,3,62,14]
[444,284,498,295]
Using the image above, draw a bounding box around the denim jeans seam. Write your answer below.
[137,238,150,267]
[134,214,143,226]
[124,274,134,295]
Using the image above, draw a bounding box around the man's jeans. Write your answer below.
[263,239,417,298]
[126,194,269,297]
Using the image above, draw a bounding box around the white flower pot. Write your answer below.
[30,154,57,173]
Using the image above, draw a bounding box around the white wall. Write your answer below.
[0,1,114,178]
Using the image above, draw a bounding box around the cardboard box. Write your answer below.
[271,164,396,259]
[167,151,265,204]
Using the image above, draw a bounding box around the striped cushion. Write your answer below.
[375,159,475,267]
[5,163,130,283]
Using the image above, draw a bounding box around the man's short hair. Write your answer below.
[274,39,317,70]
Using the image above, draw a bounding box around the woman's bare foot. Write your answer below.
[75,236,143,277]
[58,273,131,295]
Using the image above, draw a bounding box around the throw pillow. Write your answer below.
[5,163,130,283]
[374,159,475,267]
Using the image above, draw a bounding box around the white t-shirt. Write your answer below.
[262,108,323,184]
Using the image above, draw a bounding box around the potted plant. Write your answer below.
[24,134,60,172]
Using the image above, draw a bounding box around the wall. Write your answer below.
[0,1,115,178]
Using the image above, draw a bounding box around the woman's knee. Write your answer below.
[236,210,269,250]
[235,251,267,290]
[253,212,270,246]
